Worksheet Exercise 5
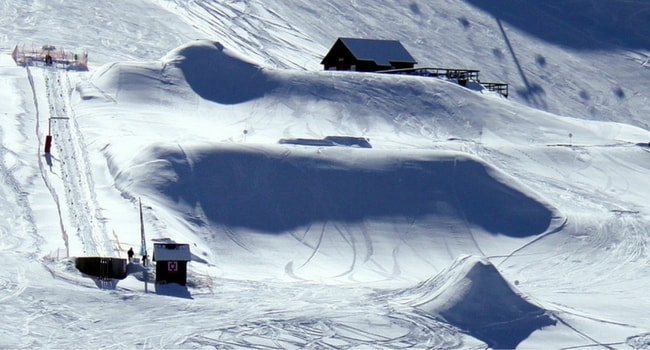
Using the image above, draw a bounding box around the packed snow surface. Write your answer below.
[0,1,649,349]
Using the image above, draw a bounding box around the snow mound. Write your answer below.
[81,60,181,105]
[81,40,276,105]
[402,255,555,348]
[161,39,277,104]
[118,143,557,237]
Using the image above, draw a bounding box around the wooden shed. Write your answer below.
[321,37,417,72]
[153,242,191,286]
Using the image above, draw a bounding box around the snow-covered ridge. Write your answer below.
[82,39,650,148]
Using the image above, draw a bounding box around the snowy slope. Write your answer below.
[148,0,650,128]
[0,1,649,349]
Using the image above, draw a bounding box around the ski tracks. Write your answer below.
[0,67,43,259]
[176,279,472,349]
[0,141,40,257]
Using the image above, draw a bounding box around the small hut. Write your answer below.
[321,37,417,72]
[153,242,191,286]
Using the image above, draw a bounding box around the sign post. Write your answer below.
[44,117,69,154]
[44,135,52,153]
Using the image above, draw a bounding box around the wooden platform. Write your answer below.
[377,67,508,97]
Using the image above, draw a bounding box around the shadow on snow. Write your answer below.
[464,0,650,50]
[126,144,555,237]
[164,40,277,105]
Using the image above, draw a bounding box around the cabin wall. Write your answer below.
[155,260,188,286]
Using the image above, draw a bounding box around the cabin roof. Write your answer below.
[335,37,417,66]
[153,243,191,261]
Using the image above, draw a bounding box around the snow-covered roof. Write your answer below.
[339,37,417,66]
[153,243,191,261]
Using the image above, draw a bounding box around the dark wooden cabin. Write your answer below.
[153,242,191,286]
[321,38,417,72]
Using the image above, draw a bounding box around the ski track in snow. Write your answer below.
[167,279,471,349]
[0,68,44,307]
[155,0,321,69]
[0,91,41,262]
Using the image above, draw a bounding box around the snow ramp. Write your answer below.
[393,255,556,348]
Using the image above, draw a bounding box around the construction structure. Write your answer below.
[12,44,88,70]
[378,67,509,97]
[75,257,127,280]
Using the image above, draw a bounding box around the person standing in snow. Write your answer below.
[127,247,134,263]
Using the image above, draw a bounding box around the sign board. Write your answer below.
[168,261,178,273]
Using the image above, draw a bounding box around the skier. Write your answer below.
[127,247,134,263]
